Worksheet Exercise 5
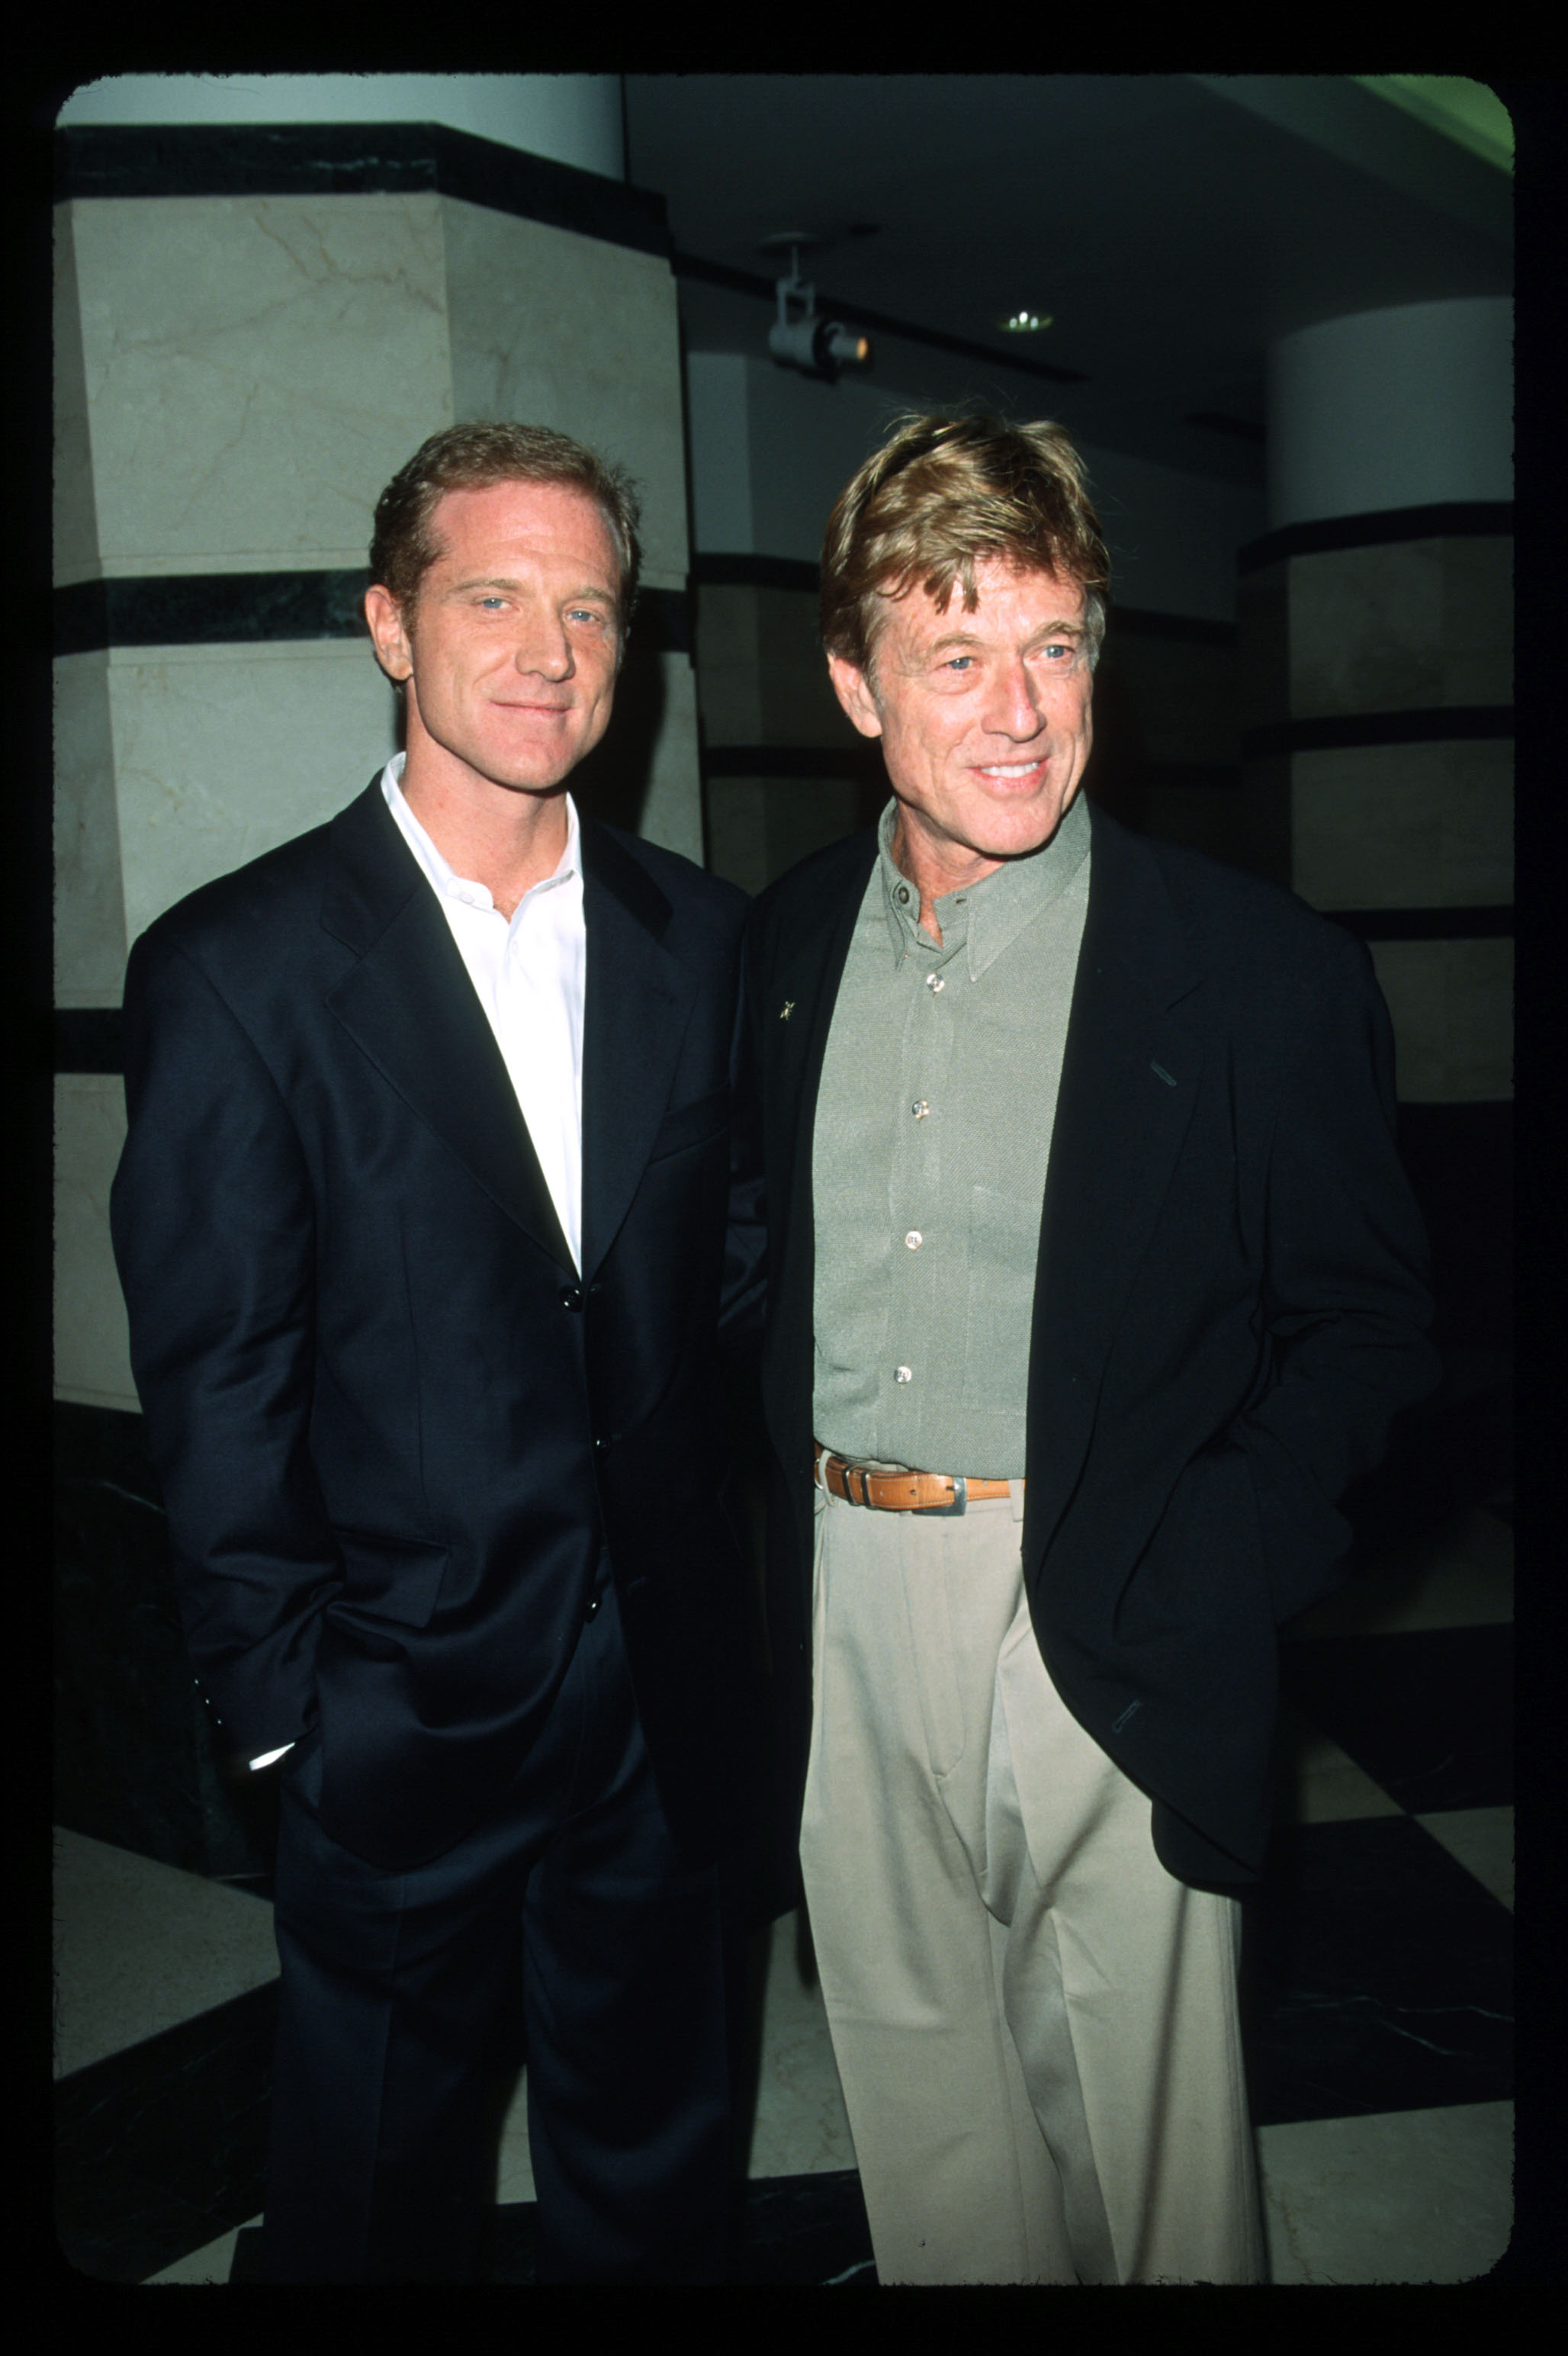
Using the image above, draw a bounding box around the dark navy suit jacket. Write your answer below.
[111,779,766,1872]
[744,800,1440,1890]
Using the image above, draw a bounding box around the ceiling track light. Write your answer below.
[763,236,872,383]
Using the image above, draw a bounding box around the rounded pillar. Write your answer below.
[1239,295,1513,1352]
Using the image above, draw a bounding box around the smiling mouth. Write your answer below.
[973,757,1049,779]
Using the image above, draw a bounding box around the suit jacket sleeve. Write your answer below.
[110,930,336,1760]
[1226,921,1438,1625]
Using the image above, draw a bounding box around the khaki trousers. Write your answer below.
[798,1482,1266,2285]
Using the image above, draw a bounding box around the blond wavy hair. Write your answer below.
[820,410,1110,678]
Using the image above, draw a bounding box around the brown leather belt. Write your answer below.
[815,1445,1014,1519]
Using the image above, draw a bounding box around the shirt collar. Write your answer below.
[876,789,1091,978]
[381,753,581,914]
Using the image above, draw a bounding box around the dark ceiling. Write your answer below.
[624,74,1513,489]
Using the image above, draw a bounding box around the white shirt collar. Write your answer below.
[380,752,580,911]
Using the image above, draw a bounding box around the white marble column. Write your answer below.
[54,82,701,1410]
[1241,297,1513,1109]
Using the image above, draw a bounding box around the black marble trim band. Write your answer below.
[1238,503,1513,574]
[55,123,670,260]
[692,554,820,593]
[1242,707,1512,760]
[702,744,884,781]
[56,572,371,655]
[1108,609,1237,648]
[1321,906,1514,941]
[691,562,1239,651]
[54,1978,279,2284]
[56,576,689,657]
[672,249,1091,387]
[56,1011,124,1074]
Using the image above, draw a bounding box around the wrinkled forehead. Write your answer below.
[870,554,1088,649]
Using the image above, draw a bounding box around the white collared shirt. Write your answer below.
[247,756,587,1773]
[381,752,586,1273]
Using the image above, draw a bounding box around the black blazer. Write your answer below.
[111,780,766,1872]
[744,802,1440,1890]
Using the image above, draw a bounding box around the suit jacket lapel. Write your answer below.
[577,820,697,1285]
[320,781,574,1272]
[760,831,879,1433]
[1024,807,1207,1559]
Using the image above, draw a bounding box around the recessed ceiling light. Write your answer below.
[1000,310,1052,334]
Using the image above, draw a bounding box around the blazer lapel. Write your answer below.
[766,832,879,1343]
[1023,808,1207,1558]
[577,821,697,1286]
[320,782,574,1271]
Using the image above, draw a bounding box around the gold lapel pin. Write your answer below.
[780,1001,795,1021]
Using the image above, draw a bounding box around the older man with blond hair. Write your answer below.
[746,411,1437,2284]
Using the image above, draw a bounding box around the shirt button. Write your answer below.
[925,974,945,993]
[895,1365,913,1384]
[912,1100,929,1120]
[904,1231,923,1250]
[896,884,910,903]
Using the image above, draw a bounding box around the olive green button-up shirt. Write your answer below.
[811,791,1091,1480]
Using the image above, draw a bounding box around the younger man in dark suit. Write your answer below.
[111,423,765,2281]
[745,412,1438,2284]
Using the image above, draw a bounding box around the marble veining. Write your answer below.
[67,192,453,576]
[441,194,689,590]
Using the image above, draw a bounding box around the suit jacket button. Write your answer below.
[560,1285,584,1312]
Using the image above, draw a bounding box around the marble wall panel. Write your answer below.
[694,583,882,751]
[56,1074,137,1410]
[54,207,100,587]
[766,776,880,886]
[1098,763,1291,889]
[1367,938,1513,1104]
[692,585,763,745]
[1131,783,1255,874]
[63,193,453,579]
[1292,740,1514,911]
[104,641,398,956]
[1440,538,1513,708]
[441,198,689,590]
[1290,542,1444,719]
[564,644,702,866]
[754,588,859,750]
[56,654,127,1008]
[705,775,877,900]
[705,777,770,898]
[1096,632,1239,766]
[625,653,703,869]
[1237,562,1290,736]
